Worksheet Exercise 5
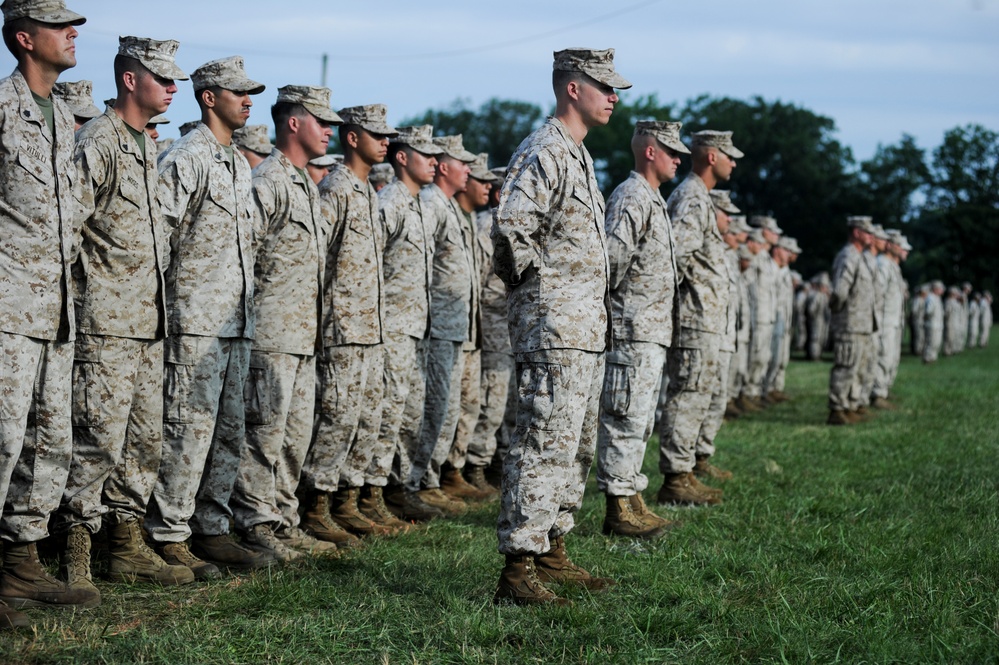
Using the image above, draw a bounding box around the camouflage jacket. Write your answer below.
[879,255,905,330]
[830,242,876,334]
[721,247,740,351]
[457,205,482,351]
[476,209,511,355]
[491,117,609,354]
[73,109,167,340]
[250,149,326,356]
[748,250,778,325]
[923,293,943,331]
[776,264,793,327]
[421,183,473,344]
[605,171,678,347]
[0,69,77,341]
[377,178,432,340]
[318,163,384,347]
[157,123,255,339]
[866,251,885,332]
[735,257,752,346]
[666,172,729,339]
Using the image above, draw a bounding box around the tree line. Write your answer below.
[400,95,999,297]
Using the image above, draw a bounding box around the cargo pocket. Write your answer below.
[516,362,558,431]
[669,348,703,393]
[71,336,103,428]
[163,336,199,424]
[834,339,856,368]
[601,351,634,418]
[243,354,275,426]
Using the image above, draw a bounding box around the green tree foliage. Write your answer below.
[584,94,675,191]
[856,134,929,227]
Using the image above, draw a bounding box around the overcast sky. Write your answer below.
[6,0,997,162]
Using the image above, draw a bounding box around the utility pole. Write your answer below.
[321,53,328,87]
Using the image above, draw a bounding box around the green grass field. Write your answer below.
[3,337,998,664]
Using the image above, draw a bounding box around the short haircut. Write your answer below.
[112,54,149,95]
[387,142,410,173]
[552,69,583,97]
[194,85,224,112]
[2,17,37,58]
[337,123,362,150]
[271,101,308,130]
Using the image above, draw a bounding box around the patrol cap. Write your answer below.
[191,55,264,94]
[812,272,831,289]
[2,0,85,25]
[737,244,753,261]
[338,104,398,137]
[750,215,782,235]
[728,215,752,234]
[147,113,169,126]
[871,223,889,241]
[778,236,802,254]
[368,162,394,186]
[709,189,740,215]
[178,120,199,136]
[931,280,945,291]
[490,166,508,181]
[635,120,689,155]
[790,270,802,283]
[276,85,343,125]
[893,234,913,251]
[747,228,766,244]
[232,124,272,155]
[690,130,744,159]
[846,215,874,233]
[469,153,500,183]
[156,138,174,153]
[309,154,340,168]
[947,286,961,297]
[433,135,477,163]
[52,80,99,119]
[117,36,188,81]
[553,47,631,89]
[391,125,445,156]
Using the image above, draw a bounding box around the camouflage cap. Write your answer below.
[892,233,913,252]
[930,280,945,291]
[118,36,188,81]
[728,214,752,234]
[747,228,766,244]
[778,236,802,254]
[232,124,272,155]
[490,166,508,181]
[635,120,689,155]
[368,162,394,186]
[790,270,802,283]
[846,215,874,233]
[871,223,890,241]
[276,85,343,125]
[433,135,477,163]
[147,113,169,125]
[469,153,500,183]
[709,189,741,215]
[51,80,100,120]
[553,47,632,89]
[690,130,744,159]
[191,55,264,94]
[309,154,339,168]
[737,244,753,261]
[338,104,398,137]
[2,0,85,25]
[391,125,445,156]
[749,215,782,235]
[947,286,961,297]
[156,138,174,153]
[812,272,831,289]
[178,120,199,136]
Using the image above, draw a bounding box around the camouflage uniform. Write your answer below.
[660,173,730,475]
[729,253,752,394]
[967,298,981,349]
[764,263,793,394]
[372,178,432,487]
[806,287,830,360]
[493,117,608,555]
[910,291,926,356]
[596,172,676,496]
[859,251,885,401]
[467,209,513,469]
[701,245,740,458]
[745,250,777,398]
[406,183,472,492]
[0,69,77,544]
[230,149,325,531]
[59,109,168,534]
[147,123,256,543]
[873,256,904,399]
[922,291,944,362]
[980,298,992,347]
[828,242,876,412]
[943,293,963,356]
[303,163,384,493]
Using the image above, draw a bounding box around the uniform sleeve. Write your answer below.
[319,181,347,249]
[251,175,277,258]
[830,250,856,312]
[491,150,558,287]
[157,152,199,264]
[378,191,404,243]
[604,192,644,291]
[72,139,107,232]
[670,198,707,275]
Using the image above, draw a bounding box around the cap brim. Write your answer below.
[471,169,500,183]
[413,143,445,156]
[232,79,266,95]
[147,61,189,82]
[36,10,86,26]
[720,204,741,214]
[591,70,632,90]
[305,104,343,125]
[661,138,690,155]
[720,145,745,159]
[361,122,399,138]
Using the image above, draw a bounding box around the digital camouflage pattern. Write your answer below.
[422,183,473,344]
[377,178,432,340]
[828,242,876,411]
[922,291,944,362]
[745,250,778,397]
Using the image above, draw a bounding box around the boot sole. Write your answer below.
[601,524,667,540]
[107,570,196,586]
[0,593,101,610]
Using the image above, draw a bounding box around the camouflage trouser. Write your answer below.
[304,343,383,493]
[496,367,518,463]
[446,348,481,471]
[729,336,749,397]
[828,331,872,412]
[858,331,879,405]
[910,320,924,356]
[407,339,463,492]
[596,341,666,496]
[231,351,315,531]
[873,326,902,399]
[923,327,942,363]
[467,351,513,468]
[59,335,163,534]
[697,349,732,460]
[744,320,773,398]
[981,324,990,347]
[497,349,603,556]
[147,335,249,542]
[372,332,425,487]
[659,330,722,475]
[765,321,792,394]
[0,332,72,543]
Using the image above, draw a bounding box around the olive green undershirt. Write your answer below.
[124,122,146,154]
[31,91,54,134]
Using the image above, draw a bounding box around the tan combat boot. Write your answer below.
[401,491,446,521]
[628,494,676,532]
[0,599,29,630]
[191,533,276,571]
[440,468,491,501]
[274,526,339,556]
[724,400,742,420]
[602,495,667,540]
[657,472,722,507]
[61,526,101,604]
[107,519,195,585]
[493,554,568,606]
[242,524,303,563]
[0,542,100,608]
[330,488,394,537]
[464,465,499,498]
[688,472,724,497]
[300,491,361,549]
[358,485,412,533]
[871,396,896,410]
[736,395,762,413]
[418,488,467,516]
[535,536,615,591]
[694,455,733,482]
[158,540,221,580]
